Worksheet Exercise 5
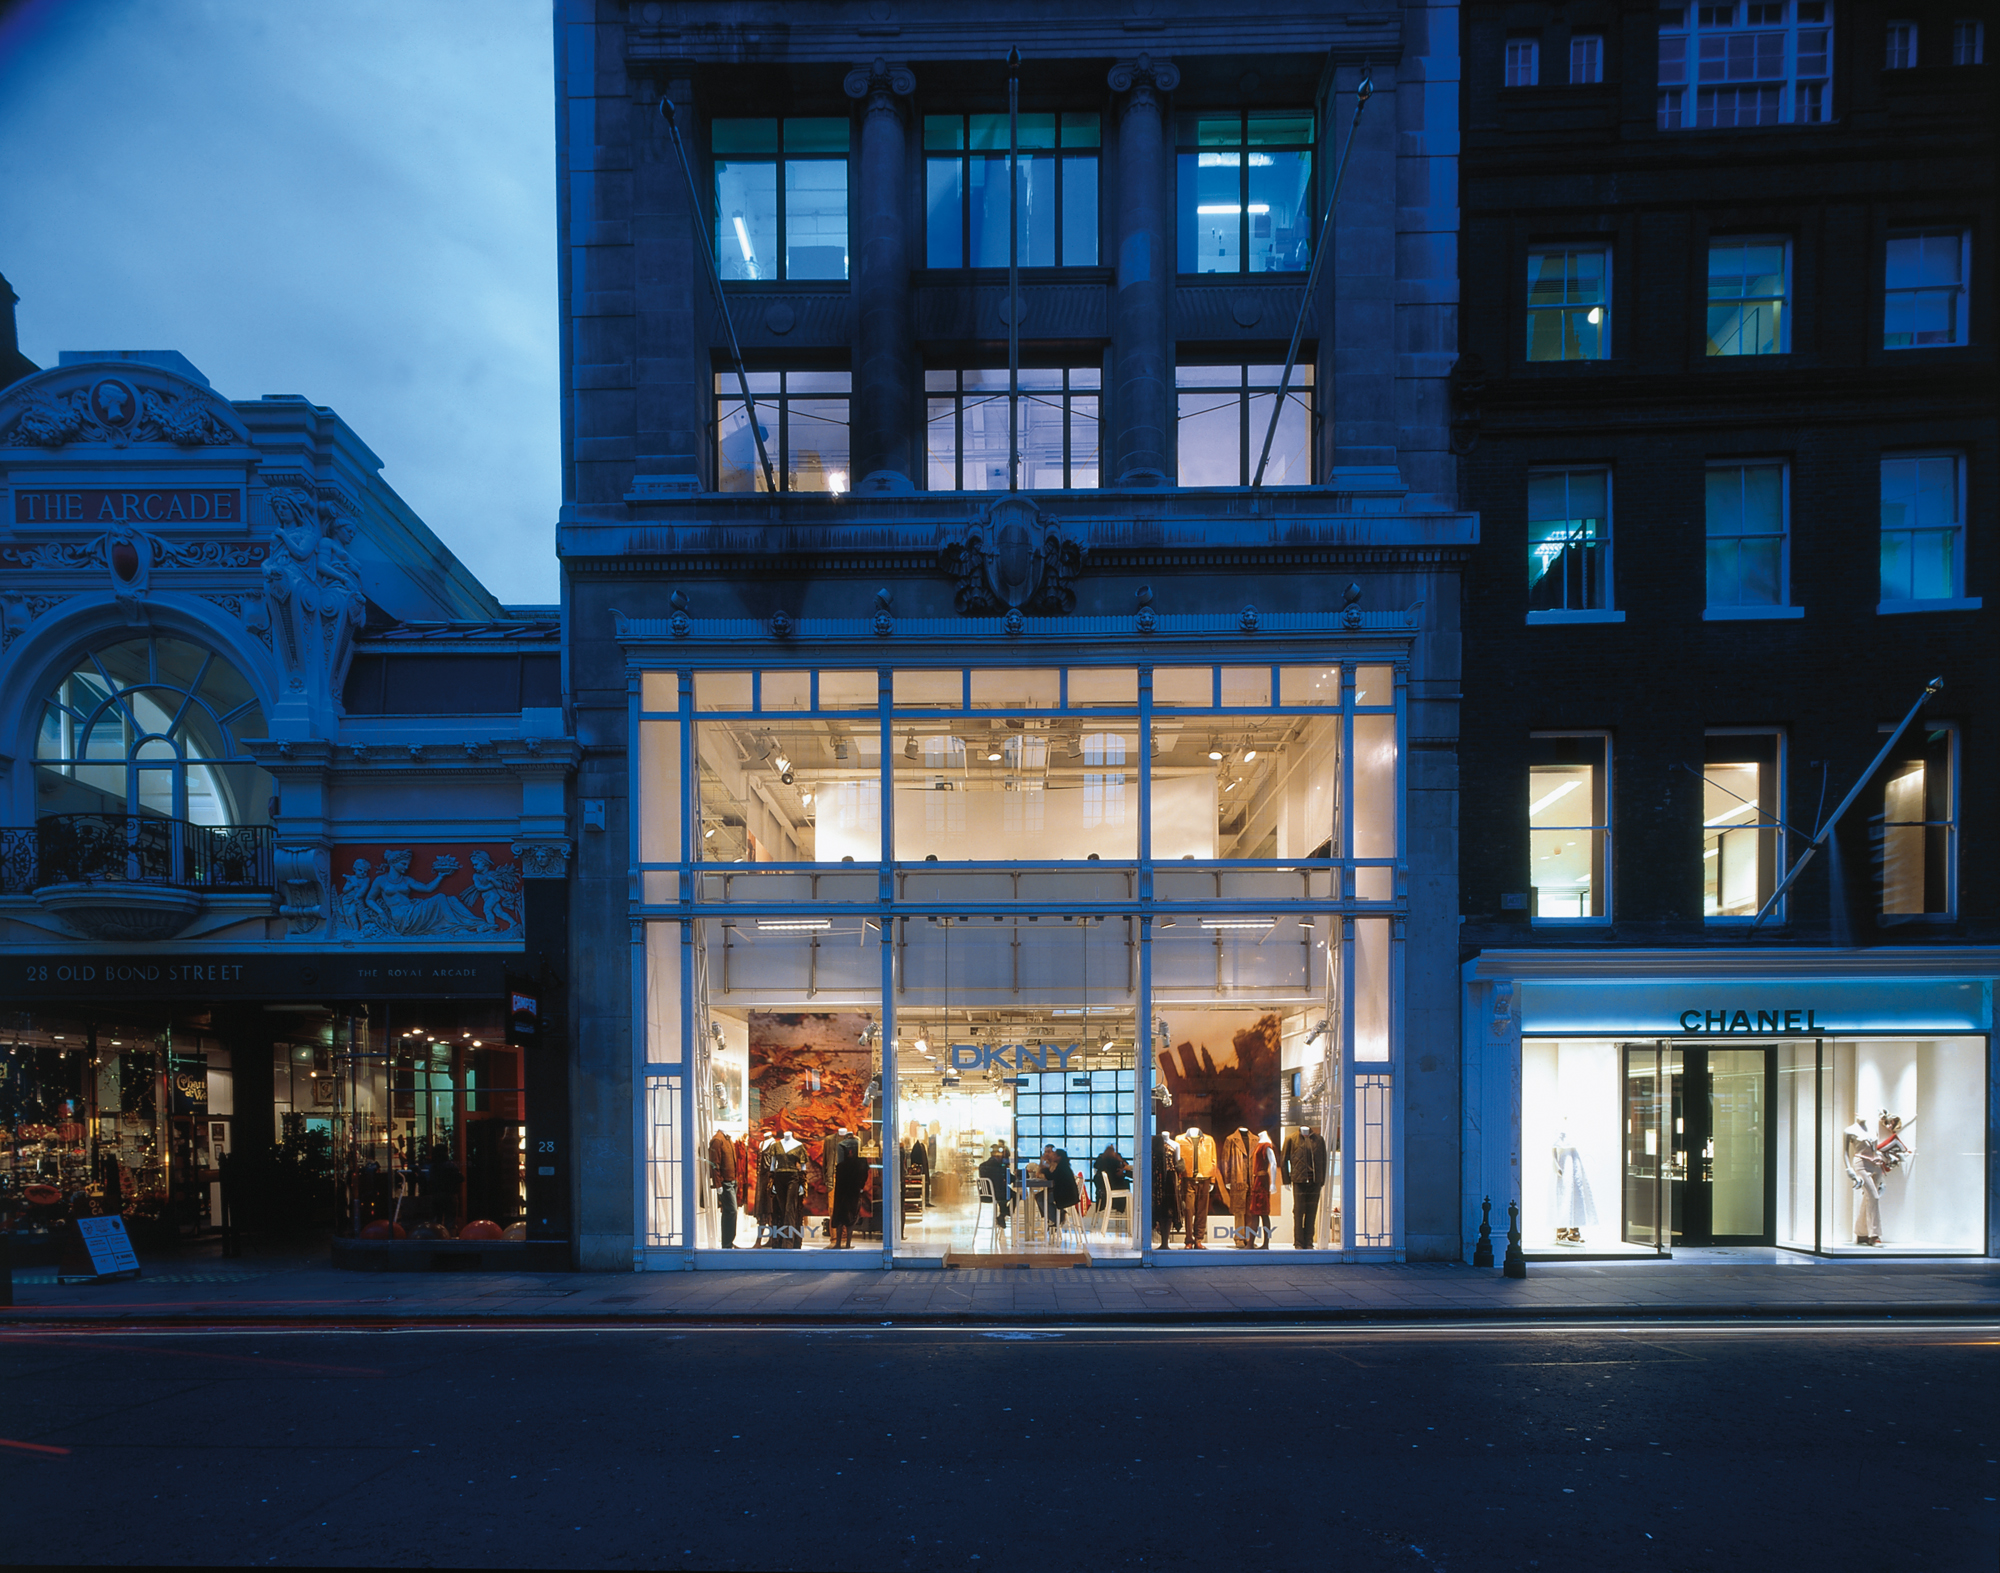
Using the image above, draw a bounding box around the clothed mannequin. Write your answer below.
[768,1132,808,1248]
[1175,1125,1219,1249]
[706,1127,738,1248]
[821,1126,859,1247]
[1251,1131,1280,1249]
[829,1141,868,1248]
[1551,1130,1597,1245]
[1282,1125,1328,1248]
[753,1132,780,1246]
[1845,1116,1887,1245]
[1151,1131,1182,1249]
[1219,1127,1255,1248]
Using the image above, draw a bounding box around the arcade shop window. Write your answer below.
[1175,363,1314,487]
[1876,724,1955,920]
[924,366,1101,491]
[713,370,851,493]
[1175,110,1314,275]
[712,118,850,282]
[923,112,1100,269]
[1529,733,1610,921]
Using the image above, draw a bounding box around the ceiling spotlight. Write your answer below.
[834,738,849,761]
[904,731,919,760]
[1208,747,1224,761]
[1243,748,1257,762]
[772,751,791,775]
[802,791,814,805]
[986,748,1002,762]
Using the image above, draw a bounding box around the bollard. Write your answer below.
[1472,1195,1495,1268]
[0,1228,11,1306]
[1502,1198,1527,1278]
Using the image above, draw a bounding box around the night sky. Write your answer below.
[0,0,559,605]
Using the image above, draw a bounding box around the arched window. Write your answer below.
[35,635,271,826]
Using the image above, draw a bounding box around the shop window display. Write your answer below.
[1520,1039,1630,1252]
[1824,1038,1983,1253]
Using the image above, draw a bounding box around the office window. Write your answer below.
[1704,732,1781,919]
[1570,34,1605,83]
[1953,20,1985,63]
[923,113,1099,270]
[1529,735,1609,920]
[1175,110,1314,275]
[1175,364,1314,486]
[1880,454,1965,603]
[714,371,850,493]
[1884,230,1970,348]
[1877,725,1954,918]
[1706,461,1788,608]
[1659,1,1833,128]
[1528,469,1612,612]
[1507,39,1541,85]
[1706,238,1789,355]
[713,119,850,281]
[1527,248,1610,360]
[1885,20,1918,68]
[924,367,1100,491]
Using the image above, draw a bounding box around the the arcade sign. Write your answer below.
[14,487,243,525]
[947,1043,1085,1073]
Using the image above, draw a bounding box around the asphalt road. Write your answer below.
[1,1321,1996,1571]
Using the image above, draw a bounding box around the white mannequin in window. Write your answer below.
[1552,1129,1597,1245]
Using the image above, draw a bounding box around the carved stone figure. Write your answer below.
[467,849,525,932]
[261,489,367,708]
[276,844,333,937]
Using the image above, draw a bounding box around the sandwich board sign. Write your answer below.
[57,1215,142,1285]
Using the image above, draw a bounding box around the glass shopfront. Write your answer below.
[634,658,1405,1265]
[1520,1022,1988,1256]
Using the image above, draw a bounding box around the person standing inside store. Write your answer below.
[1046,1147,1082,1226]
[978,1142,1013,1230]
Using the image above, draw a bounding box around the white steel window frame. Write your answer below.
[629,654,1410,1266]
[1570,33,1605,83]
[1876,720,1958,922]
[1703,457,1801,619]
[1527,730,1613,926]
[1885,19,1918,68]
[1525,464,1620,623]
[1702,726,1787,925]
[1879,450,1978,613]
[1506,37,1540,86]
[1706,235,1792,357]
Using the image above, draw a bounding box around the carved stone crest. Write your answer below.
[1,379,238,449]
[512,840,573,880]
[941,496,1083,616]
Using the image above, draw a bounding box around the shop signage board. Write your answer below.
[59,1216,142,1284]
[6,952,510,1001]
[13,487,245,525]
[1519,978,1991,1036]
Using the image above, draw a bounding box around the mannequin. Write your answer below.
[1251,1131,1280,1249]
[821,1126,860,1247]
[1282,1124,1328,1248]
[1174,1124,1219,1249]
[706,1127,738,1249]
[1219,1126,1255,1248]
[753,1132,780,1246]
[1150,1130,1182,1249]
[829,1136,867,1249]
[1551,1129,1597,1245]
[1843,1112,1917,1247]
[767,1131,808,1248]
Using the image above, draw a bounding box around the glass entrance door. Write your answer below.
[1623,1041,1776,1247]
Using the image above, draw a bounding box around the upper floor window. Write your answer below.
[1570,34,1605,83]
[714,371,850,493]
[1704,731,1782,920]
[1706,238,1789,355]
[1880,454,1967,605]
[1506,38,1541,86]
[1175,111,1314,275]
[1953,20,1985,63]
[1527,247,1610,360]
[924,366,1100,491]
[1529,733,1610,921]
[713,118,849,281]
[1877,724,1955,919]
[923,113,1099,269]
[1885,20,1918,68]
[1176,363,1313,486]
[1706,460,1789,609]
[1884,230,1969,348]
[1658,1,1833,129]
[1528,468,1613,613]
[36,634,270,827]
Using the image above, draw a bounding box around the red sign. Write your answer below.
[14,488,243,525]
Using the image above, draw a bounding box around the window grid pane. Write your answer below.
[923,368,1103,491]
[712,119,849,282]
[1879,455,1961,601]
[925,113,1099,272]
[714,372,851,494]
[1706,239,1788,356]
[1527,469,1611,611]
[1705,463,1787,607]
[1176,111,1315,275]
[1175,364,1315,486]
[1658,4,1833,129]
[1526,248,1609,360]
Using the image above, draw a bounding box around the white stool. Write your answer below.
[972,1176,997,1248]
[1097,1185,1133,1242]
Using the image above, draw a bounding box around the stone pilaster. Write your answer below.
[1106,54,1179,488]
[843,58,918,493]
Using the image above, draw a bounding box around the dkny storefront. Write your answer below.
[616,628,1429,1269]
[1464,953,2000,1260]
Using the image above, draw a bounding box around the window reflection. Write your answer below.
[1176,363,1312,486]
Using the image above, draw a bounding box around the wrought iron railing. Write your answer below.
[0,815,275,893]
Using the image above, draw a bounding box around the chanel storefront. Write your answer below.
[1464,952,2000,1259]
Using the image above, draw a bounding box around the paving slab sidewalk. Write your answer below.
[4,1248,1999,1325]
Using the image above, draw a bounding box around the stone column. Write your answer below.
[1107,54,1179,488]
[843,58,917,493]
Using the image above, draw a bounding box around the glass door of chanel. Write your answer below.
[1621,1043,1679,1250]
[1625,1042,1776,1248]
